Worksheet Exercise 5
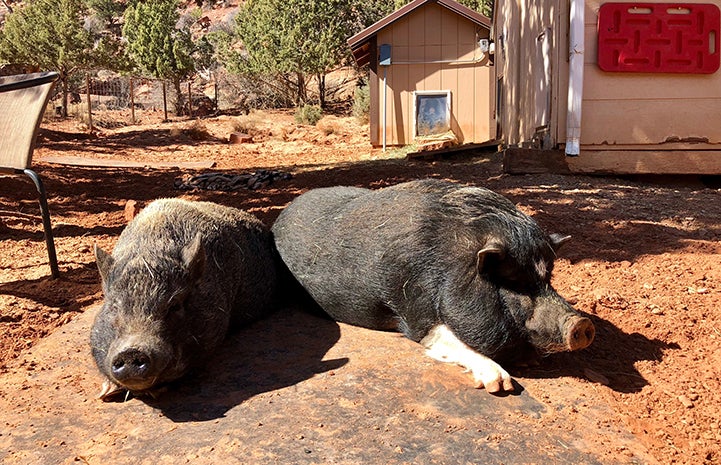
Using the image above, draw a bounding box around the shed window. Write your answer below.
[414,91,451,137]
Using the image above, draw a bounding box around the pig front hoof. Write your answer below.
[421,324,515,394]
[472,367,514,394]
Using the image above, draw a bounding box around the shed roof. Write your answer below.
[348,0,491,67]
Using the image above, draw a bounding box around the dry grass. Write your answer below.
[170,120,213,141]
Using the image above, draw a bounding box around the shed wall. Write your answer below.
[496,0,721,150]
[579,0,721,148]
[370,3,493,146]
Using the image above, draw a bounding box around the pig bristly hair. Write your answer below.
[384,180,563,360]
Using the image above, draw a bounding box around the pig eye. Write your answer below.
[494,269,538,294]
[167,302,185,315]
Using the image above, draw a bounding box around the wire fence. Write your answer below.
[41,67,358,129]
[49,70,225,129]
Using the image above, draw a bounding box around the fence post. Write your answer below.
[162,80,168,122]
[214,72,218,112]
[129,77,136,124]
[86,72,93,132]
[187,81,192,119]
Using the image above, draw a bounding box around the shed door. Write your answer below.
[533,28,553,138]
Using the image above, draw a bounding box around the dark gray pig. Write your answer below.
[272,179,594,393]
[92,198,278,400]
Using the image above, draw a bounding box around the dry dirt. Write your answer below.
[1,109,719,464]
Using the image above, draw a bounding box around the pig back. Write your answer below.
[273,182,445,331]
[113,198,278,326]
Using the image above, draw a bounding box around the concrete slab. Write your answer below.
[0,306,658,464]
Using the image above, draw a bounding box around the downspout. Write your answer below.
[379,44,391,152]
[566,0,584,156]
[382,67,387,151]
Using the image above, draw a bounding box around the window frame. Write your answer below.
[412,90,452,138]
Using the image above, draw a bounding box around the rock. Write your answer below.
[124,200,141,222]
[174,170,291,192]
[229,132,253,144]
[678,395,694,409]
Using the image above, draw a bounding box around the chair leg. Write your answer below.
[22,168,60,278]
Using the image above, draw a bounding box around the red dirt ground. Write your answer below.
[1,110,719,464]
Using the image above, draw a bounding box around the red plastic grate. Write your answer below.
[597,2,720,73]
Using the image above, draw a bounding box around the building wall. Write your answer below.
[579,0,721,148]
[496,0,721,150]
[369,3,493,146]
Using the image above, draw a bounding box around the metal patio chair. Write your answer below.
[0,71,60,278]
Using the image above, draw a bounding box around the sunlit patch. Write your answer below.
[534,259,548,279]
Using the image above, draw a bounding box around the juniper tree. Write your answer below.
[0,0,95,117]
[85,0,127,35]
[457,0,493,16]
[229,0,361,108]
[123,0,195,116]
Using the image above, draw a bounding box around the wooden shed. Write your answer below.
[494,0,721,174]
[348,0,494,149]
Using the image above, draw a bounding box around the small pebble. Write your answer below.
[678,395,694,409]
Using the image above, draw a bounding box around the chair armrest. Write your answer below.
[0,72,59,93]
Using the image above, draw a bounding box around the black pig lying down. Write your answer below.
[272,179,594,393]
[92,198,279,400]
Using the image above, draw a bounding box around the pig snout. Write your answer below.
[105,340,170,391]
[564,316,595,351]
[111,348,151,383]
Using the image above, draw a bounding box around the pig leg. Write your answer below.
[421,324,514,393]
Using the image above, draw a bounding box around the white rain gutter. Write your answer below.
[389,56,488,65]
[566,0,585,156]
[382,67,387,151]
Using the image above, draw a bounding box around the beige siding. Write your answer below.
[582,99,721,145]
[579,0,721,146]
[492,0,721,172]
[373,3,493,146]
[498,0,721,150]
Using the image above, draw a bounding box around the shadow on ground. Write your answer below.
[13,149,717,265]
[144,307,348,422]
[0,261,99,312]
[38,127,226,155]
[515,312,679,394]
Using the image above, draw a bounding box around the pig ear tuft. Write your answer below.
[476,240,505,274]
[182,233,206,281]
[94,244,114,283]
[549,233,572,252]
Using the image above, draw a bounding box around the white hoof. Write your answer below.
[421,324,515,393]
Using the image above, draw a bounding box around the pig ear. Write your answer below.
[476,240,506,274]
[181,233,206,282]
[94,244,114,283]
[549,233,572,252]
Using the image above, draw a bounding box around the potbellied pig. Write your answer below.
[91,198,279,400]
[272,179,594,393]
